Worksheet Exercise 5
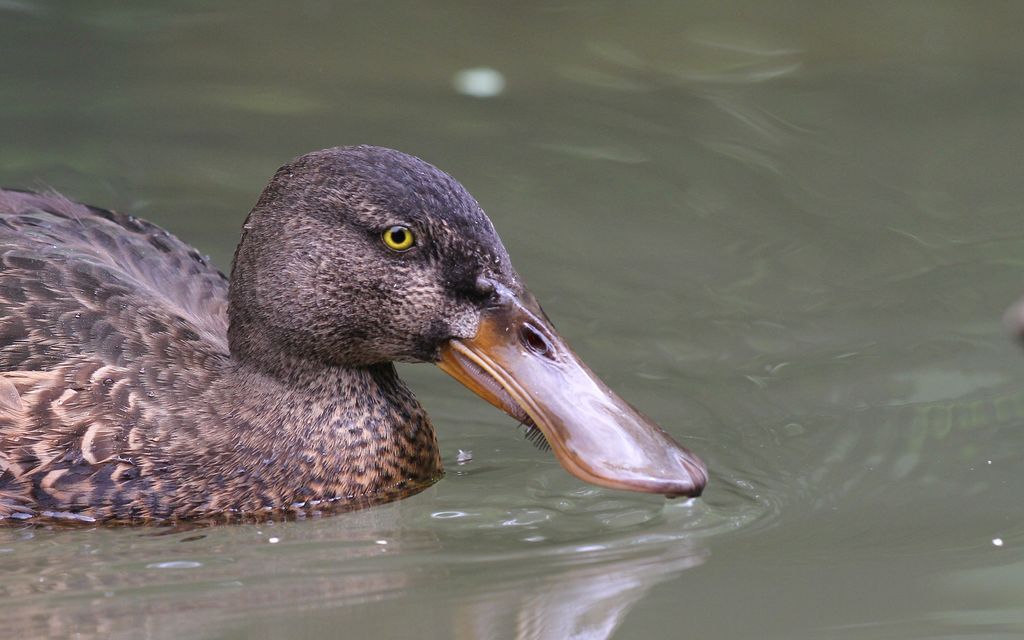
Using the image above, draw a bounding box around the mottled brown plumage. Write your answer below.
[0,145,708,524]
[0,146,516,523]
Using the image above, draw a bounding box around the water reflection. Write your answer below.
[0,505,708,640]
[452,542,705,640]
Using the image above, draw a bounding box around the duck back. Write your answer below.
[0,190,231,520]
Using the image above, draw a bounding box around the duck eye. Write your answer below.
[382,225,415,252]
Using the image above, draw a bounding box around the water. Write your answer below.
[2,2,1023,638]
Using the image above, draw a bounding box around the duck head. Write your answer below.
[228,146,707,498]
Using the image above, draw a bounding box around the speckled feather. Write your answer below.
[0,146,520,523]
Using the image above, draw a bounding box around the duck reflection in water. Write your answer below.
[0,499,707,639]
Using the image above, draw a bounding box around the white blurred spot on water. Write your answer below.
[453,68,505,98]
[992,538,1004,547]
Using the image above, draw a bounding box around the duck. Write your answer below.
[0,145,707,523]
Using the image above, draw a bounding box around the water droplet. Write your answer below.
[783,422,805,436]
[431,511,468,519]
[575,544,606,553]
[147,560,202,569]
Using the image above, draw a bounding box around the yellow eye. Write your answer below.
[382,225,415,252]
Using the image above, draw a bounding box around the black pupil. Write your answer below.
[390,228,407,245]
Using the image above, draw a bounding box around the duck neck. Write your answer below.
[212,354,443,512]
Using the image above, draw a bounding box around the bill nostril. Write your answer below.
[519,322,555,360]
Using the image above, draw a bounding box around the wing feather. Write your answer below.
[0,189,231,520]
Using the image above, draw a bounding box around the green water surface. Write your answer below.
[2,2,1023,638]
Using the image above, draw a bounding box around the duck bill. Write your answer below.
[437,286,707,498]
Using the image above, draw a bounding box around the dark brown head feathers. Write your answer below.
[0,147,518,523]
[229,146,519,373]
